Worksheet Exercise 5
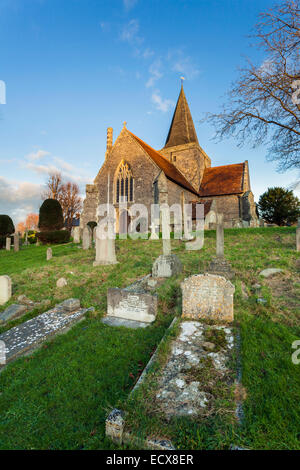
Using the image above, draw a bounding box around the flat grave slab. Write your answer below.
[0,303,93,365]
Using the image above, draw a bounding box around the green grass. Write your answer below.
[0,227,299,449]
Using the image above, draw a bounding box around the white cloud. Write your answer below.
[123,0,138,10]
[151,90,174,113]
[120,19,143,45]
[0,176,43,225]
[146,59,163,88]
[26,149,50,161]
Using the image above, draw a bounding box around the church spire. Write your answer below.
[164,84,199,148]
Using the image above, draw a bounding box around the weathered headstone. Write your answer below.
[82,226,92,250]
[46,248,52,261]
[0,275,12,306]
[93,217,118,266]
[107,288,157,323]
[24,229,29,246]
[73,226,81,243]
[0,304,28,324]
[216,214,224,257]
[5,237,11,251]
[13,233,19,252]
[181,274,235,323]
[297,218,300,252]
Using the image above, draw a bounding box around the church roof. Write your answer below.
[127,130,199,195]
[164,84,199,148]
[199,163,245,197]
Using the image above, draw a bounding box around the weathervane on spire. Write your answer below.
[180,76,185,86]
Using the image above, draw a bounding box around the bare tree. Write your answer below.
[59,182,82,231]
[206,0,300,173]
[42,172,63,200]
[42,172,82,230]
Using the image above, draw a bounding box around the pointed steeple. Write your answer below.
[164,84,199,148]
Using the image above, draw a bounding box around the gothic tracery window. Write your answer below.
[115,161,134,203]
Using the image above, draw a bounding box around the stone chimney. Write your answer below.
[105,127,113,159]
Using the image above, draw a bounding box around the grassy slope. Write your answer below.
[0,227,299,449]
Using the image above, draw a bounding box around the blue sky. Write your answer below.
[0,0,298,225]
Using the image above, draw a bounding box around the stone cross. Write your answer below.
[5,237,11,251]
[82,226,92,250]
[149,221,159,240]
[0,275,12,306]
[46,248,52,261]
[13,233,19,252]
[216,214,224,258]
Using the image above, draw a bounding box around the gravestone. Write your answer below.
[0,275,12,306]
[152,206,182,278]
[208,214,234,280]
[5,237,11,251]
[13,233,19,252]
[93,216,118,266]
[181,273,235,323]
[24,229,29,246]
[82,226,92,250]
[73,227,81,243]
[297,218,300,252]
[107,288,157,324]
[46,248,52,261]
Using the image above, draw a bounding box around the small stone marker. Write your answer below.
[5,237,11,251]
[13,233,19,252]
[0,275,12,306]
[106,409,125,444]
[181,274,235,323]
[259,268,283,278]
[56,277,68,288]
[73,227,81,243]
[46,248,52,261]
[82,226,92,250]
[60,298,80,312]
[0,304,27,324]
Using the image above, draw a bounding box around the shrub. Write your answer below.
[258,187,300,226]
[37,230,70,245]
[0,215,15,249]
[39,199,64,231]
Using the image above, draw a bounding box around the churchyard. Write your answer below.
[0,226,299,450]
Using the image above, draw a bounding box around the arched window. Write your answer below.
[115,161,134,203]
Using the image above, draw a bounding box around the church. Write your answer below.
[81,85,258,231]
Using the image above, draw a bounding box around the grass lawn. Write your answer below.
[0,227,299,450]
